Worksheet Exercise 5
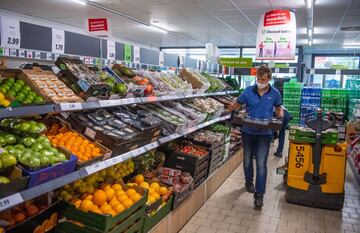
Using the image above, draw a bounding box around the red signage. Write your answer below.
[264,10,290,26]
[250,68,257,76]
[88,18,108,32]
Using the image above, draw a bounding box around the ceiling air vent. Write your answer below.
[340,26,360,31]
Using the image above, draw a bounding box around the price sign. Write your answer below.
[84,127,96,139]
[179,56,185,68]
[85,162,106,175]
[159,51,164,66]
[134,46,140,64]
[34,51,41,60]
[26,50,33,59]
[105,156,123,166]
[60,102,82,111]
[19,49,26,58]
[46,53,53,60]
[0,193,23,211]
[275,68,280,73]
[52,29,65,54]
[289,68,295,74]
[336,69,341,75]
[9,49,17,57]
[133,147,146,156]
[107,40,116,60]
[310,68,315,75]
[99,99,116,107]
[1,18,21,49]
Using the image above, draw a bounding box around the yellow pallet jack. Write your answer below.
[284,109,346,210]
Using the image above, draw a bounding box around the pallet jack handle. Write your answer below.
[305,109,335,181]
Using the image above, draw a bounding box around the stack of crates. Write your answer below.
[300,87,321,126]
[289,126,339,145]
[346,79,360,99]
[321,88,347,114]
[283,79,302,125]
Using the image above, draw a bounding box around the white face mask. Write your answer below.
[257,82,269,90]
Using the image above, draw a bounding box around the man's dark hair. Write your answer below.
[257,65,272,79]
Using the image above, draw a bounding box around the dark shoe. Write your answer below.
[274,152,283,158]
[254,193,263,208]
[245,182,255,193]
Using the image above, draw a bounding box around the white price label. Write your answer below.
[275,68,280,73]
[85,162,106,175]
[26,50,33,59]
[107,40,116,60]
[46,53,53,60]
[159,51,164,66]
[133,147,146,156]
[99,99,116,107]
[134,46,140,64]
[0,193,23,211]
[52,29,65,54]
[310,68,315,75]
[170,134,179,140]
[84,127,96,139]
[19,49,26,58]
[188,126,197,133]
[289,68,295,74]
[179,56,185,68]
[105,156,123,166]
[9,49,17,57]
[1,18,21,49]
[60,102,82,111]
[336,69,341,75]
[34,51,41,60]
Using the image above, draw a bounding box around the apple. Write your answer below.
[39,154,50,167]
[4,134,16,145]
[0,137,6,147]
[14,144,25,150]
[0,154,17,168]
[28,157,41,168]
[23,137,36,147]
[19,122,31,132]
[31,143,44,152]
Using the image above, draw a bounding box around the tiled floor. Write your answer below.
[180,139,360,233]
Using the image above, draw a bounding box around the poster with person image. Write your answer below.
[256,10,296,60]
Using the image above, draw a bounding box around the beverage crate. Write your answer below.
[289,134,338,145]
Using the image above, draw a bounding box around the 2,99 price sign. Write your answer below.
[1,18,21,49]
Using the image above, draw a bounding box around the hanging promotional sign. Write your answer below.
[87,18,109,37]
[1,17,21,49]
[256,10,296,60]
[133,46,140,63]
[52,29,65,54]
[219,58,253,67]
[159,51,164,66]
[107,40,116,60]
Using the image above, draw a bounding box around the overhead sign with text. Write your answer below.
[256,10,296,60]
[87,18,109,37]
[219,58,252,67]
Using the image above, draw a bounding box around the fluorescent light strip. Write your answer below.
[308,39,313,46]
[148,25,168,34]
[72,0,86,5]
[307,0,313,9]
[308,28,313,38]
[343,45,360,49]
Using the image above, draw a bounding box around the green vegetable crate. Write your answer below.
[57,185,147,232]
[142,196,173,233]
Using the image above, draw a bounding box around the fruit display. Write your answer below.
[0,196,52,230]
[160,101,207,125]
[210,123,231,136]
[184,98,224,116]
[132,150,165,175]
[1,118,47,137]
[20,64,83,103]
[0,151,17,170]
[0,76,44,105]
[179,69,210,93]
[176,145,208,157]
[0,91,11,107]
[132,174,170,205]
[55,58,112,99]
[191,130,225,145]
[213,95,237,111]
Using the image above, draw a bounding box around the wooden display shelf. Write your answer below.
[150,150,243,233]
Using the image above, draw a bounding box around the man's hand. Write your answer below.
[228,101,241,111]
[275,106,284,118]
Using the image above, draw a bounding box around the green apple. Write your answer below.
[57,153,67,162]
[1,154,17,168]
[12,83,22,92]
[22,86,31,94]
[12,149,23,159]
[0,176,10,184]
[23,137,36,147]
[4,134,16,145]
[33,96,44,104]
[15,80,25,87]
[49,147,58,155]
[37,135,50,144]
[14,144,25,150]
[40,149,53,157]
[29,125,41,134]
[19,122,31,132]
[31,143,43,152]
[39,154,50,167]
[0,137,6,147]
[28,157,41,168]
[0,119,11,128]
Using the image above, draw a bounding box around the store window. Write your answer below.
[314,56,360,69]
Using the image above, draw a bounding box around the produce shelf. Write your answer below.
[0,114,231,212]
[0,91,238,119]
[348,157,360,187]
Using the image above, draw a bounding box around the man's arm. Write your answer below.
[228,101,245,111]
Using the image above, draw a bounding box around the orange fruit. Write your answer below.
[100,203,112,213]
[134,175,144,185]
[159,187,168,196]
[154,192,160,200]
[150,183,160,193]
[90,205,102,214]
[147,195,156,204]
[81,193,93,200]
[129,193,142,203]
[139,182,150,190]
[100,183,111,190]
[114,203,125,214]
[112,184,122,191]
[26,204,39,216]
[109,210,117,217]
[79,200,93,212]
[14,212,26,223]
[93,190,107,206]
[109,197,120,207]
[126,188,136,196]
[117,194,128,203]
[122,198,134,209]
[116,190,126,198]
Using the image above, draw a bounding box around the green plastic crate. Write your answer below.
[56,205,145,233]
[289,127,338,139]
[289,134,338,145]
[59,185,147,232]
[142,196,173,233]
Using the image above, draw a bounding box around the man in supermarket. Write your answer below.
[229,65,283,208]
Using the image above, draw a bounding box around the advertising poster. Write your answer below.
[256,10,296,60]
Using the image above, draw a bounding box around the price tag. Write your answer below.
[105,156,123,167]
[99,99,116,107]
[133,147,146,156]
[34,51,41,60]
[134,46,140,64]
[179,56,185,68]
[126,98,137,105]
[52,29,65,54]
[170,134,179,140]
[77,79,90,92]
[188,126,198,133]
[26,50,33,59]
[85,162,106,175]
[84,127,96,139]
[1,18,21,49]
[275,68,280,73]
[18,49,25,58]
[335,69,341,75]
[0,193,23,211]
[9,49,17,57]
[310,68,315,75]
[46,53,53,60]
[107,40,116,60]
[60,102,82,111]
[289,68,295,74]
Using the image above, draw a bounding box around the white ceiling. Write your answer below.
[0,0,359,49]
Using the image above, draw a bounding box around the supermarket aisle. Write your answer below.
[181,142,360,233]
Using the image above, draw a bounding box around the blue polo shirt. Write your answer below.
[237,85,282,135]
